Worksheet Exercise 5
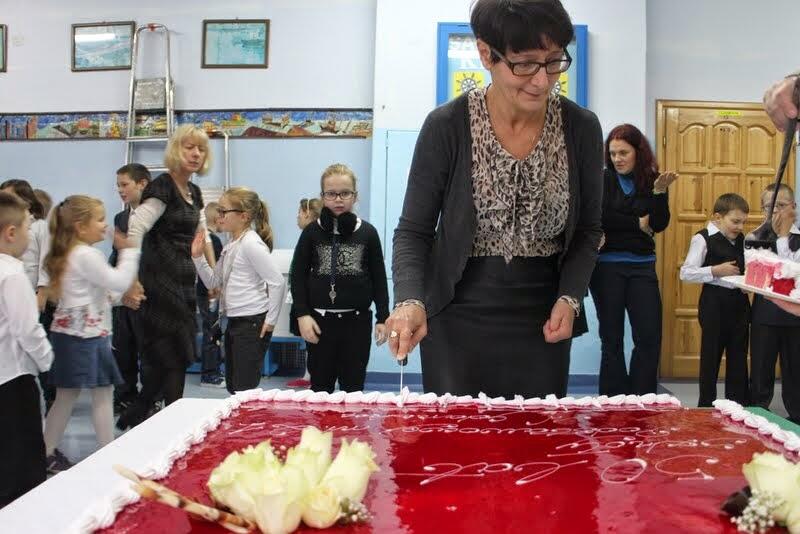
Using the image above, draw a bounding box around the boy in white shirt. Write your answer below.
[750,183,800,422]
[680,193,750,407]
[0,191,54,507]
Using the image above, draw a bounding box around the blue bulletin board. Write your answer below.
[436,23,588,107]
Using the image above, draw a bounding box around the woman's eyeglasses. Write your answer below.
[219,208,245,215]
[322,191,355,201]
[490,47,572,77]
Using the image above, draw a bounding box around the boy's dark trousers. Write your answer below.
[697,285,750,407]
[197,292,222,379]
[0,375,46,508]
[307,309,372,394]
[223,312,272,394]
[750,296,800,423]
[112,305,143,403]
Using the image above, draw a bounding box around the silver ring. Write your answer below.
[390,330,399,338]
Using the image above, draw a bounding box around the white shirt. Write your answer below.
[776,225,800,261]
[0,254,53,387]
[680,223,738,289]
[193,230,286,325]
[21,217,50,289]
[51,245,140,338]
[127,197,211,248]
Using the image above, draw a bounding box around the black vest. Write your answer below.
[751,233,800,327]
[699,229,744,274]
[697,228,746,308]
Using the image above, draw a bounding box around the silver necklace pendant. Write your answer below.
[329,284,337,304]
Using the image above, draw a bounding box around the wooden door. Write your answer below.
[656,100,796,378]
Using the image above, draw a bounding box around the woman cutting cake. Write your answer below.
[386,0,603,399]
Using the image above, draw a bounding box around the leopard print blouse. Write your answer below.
[468,87,570,262]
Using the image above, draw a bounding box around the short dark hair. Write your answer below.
[0,179,45,220]
[471,0,574,60]
[713,193,749,216]
[0,191,29,232]
[116,163,152,184]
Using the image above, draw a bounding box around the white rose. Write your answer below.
[320,438,379,503]
[302,483,342,529]
[285,447,325,487]
[787,505,800,534]
[743,452,800,522]
[251,464,308,534]
[253,491,303,534]
[298,427,333,478]
[207,441,281,520]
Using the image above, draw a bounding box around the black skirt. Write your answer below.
[420,256,571,399]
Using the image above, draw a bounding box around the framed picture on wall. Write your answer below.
[435,23,588,107]
[71,21,135,72]
[0,25,7,73]
[202,19,270,69]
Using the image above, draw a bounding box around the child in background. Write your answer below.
[287,197,323,388]
[749,183,800,422]
[197,201,224,388]
[0,179,54,409]
[0,192,53,507]
[192,187,286,394]
[680,193,750,407]
[42,196,140,473]
[34,188,53,219]
[110,164,151,413]
[290,164,389,393]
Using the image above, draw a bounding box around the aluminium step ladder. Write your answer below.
[124,23,174,176]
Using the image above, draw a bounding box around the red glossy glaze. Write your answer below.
[772,277,796,296]
[99,402,792,534]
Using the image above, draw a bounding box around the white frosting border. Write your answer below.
[714,399,800,452]
[70,388,681,533]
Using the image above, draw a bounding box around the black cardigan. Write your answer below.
[598,167,670,256]
[392,93,604,317]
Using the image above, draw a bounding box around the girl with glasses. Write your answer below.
[191,187,286,394]
[289,164,389,393]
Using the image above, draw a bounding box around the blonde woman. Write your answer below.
[117,125,215,430]
[192,187,286,393]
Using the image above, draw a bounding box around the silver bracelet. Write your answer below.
[394,299,426,312]
[558,295,581,317]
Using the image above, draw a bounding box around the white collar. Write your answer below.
[707,222,720,236]
[790,225,800,236]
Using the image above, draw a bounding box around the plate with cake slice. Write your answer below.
[723,275,800,304]
[723,248,800,304]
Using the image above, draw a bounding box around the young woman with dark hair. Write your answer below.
[590,124,678,396]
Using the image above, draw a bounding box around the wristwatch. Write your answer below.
[558,295,581,317]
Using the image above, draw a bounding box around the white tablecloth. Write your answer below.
[0,398,225,533]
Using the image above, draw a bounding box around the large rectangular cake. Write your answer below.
[72,389,800,533]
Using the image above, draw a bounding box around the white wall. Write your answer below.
[0,0,376,111]
[645,0,800,139]
[373,0,648,133]
[0,0,377,251]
